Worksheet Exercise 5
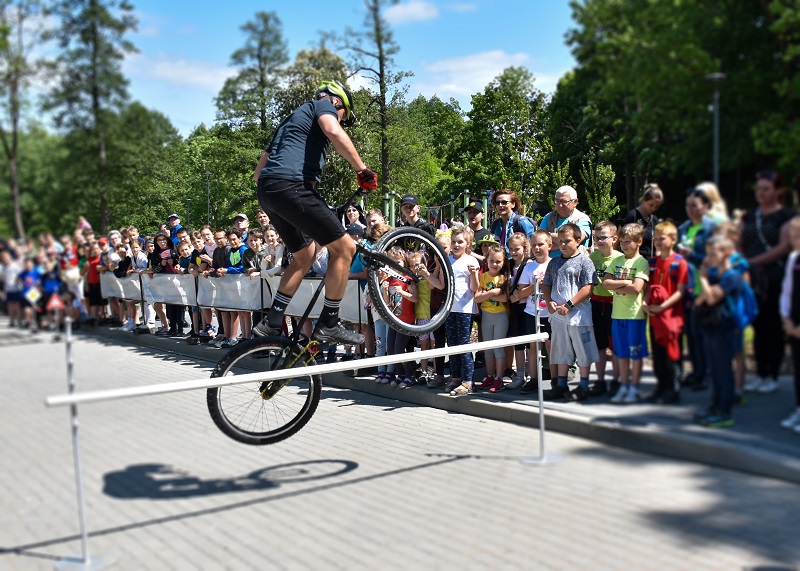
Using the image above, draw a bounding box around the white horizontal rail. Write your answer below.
[45,333,549,408]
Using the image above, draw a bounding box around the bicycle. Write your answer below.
[207,191,455,445]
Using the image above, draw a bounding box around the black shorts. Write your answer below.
[257,178,345,253]
[591,298,614,351]
[508,303,528,350]
[87,283,106,307]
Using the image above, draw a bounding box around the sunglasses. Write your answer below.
[756,170,778,181]
[495,200,511,206]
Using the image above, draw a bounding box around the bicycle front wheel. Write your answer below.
[367,226,455,336]
[207,337,322,446]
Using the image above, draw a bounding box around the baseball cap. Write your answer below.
[234,213,249,222]
[400,194,419,206]
[167,213,179,220]
[345,223,364,237]
[476,234,499,247]
[97,237,109,245]
[463,198,484,213]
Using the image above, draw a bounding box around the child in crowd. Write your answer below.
[19,257,43,331]
[713,222,750,401]
[410,249,443,382]
[144,233,173,335]
[174,240,201,343]
[243,229,266,276]
[262,225,284,275]
[215,228,249,348]
[112,243,137,331]
[780,216,800,434]
[604,223,650,403]
[475,244,510,393]
[381,246,418,388]
[83,242,106,324]
[643,221,688,404]
[427,229,451,388]
[204,229,230,343]
[128,240,151,328]
[515,229,553,394]
[541,224,599,401]
[588,221,623,396]
[693,236,742,428]
[445,226,479,396]
[1,250,24,326]
[194,227,217,338]
[505,232,533,388]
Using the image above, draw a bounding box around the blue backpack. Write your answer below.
[733,280,759,330]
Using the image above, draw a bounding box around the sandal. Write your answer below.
[445,380,461,393]
[398,377,416,389]
[450,383,472,397]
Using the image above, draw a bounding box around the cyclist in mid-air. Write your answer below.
[252,78,378,344]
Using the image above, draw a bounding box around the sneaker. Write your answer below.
[623,387,640,404]
[212,336,227,348]
[588,381,608,397]
[756,379,779,394]
[325,352,338,364]
[450,382,472,396]
[520,380,539,395]
[200,325,216,339]
[780,411,800,430]
[479,375,495,390]
[503,368,515,379]
[253,320,282,337]
[568,385,589,402]
[374,372,386,383]
[444,381,461,393]
[488,377,506,393]
[155,326,170,336]
[187,334,201,345]
[609,380,621,397]
[315,321,365,345]
[379,373,394,385]
[743,376,763,393]
[427,375,445,389]
[702,414,734,428]
[506,374,525,390]
[543,384,569,401]
[611,385,629,404]
[693,406,720,423]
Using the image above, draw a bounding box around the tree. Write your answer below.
[332,0,412,196]
[0,0,49,239]
[44,0,137,233]
[215,11,288,147]
[273,43,348,121]
[458,67,550,208]
[580,160,619,223]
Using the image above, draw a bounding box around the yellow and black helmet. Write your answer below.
[316,79,356,127]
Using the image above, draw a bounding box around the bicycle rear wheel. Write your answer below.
[207,337,321,446]
[367,226,454,336]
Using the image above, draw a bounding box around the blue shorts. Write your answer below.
[611,318,649,360]
[6,291,23,303]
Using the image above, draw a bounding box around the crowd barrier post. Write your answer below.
[521,280,562,466]
[54,317,112,571]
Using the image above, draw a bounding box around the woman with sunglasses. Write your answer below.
[620,183,663,260]
[489,189,537,250]
[740,170,794,394]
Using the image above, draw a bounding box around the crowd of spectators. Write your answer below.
[2,172,799,433]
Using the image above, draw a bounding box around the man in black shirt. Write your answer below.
[252,79,377,344]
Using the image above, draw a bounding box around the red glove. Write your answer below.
[357,168,378,191]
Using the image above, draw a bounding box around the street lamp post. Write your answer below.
[205,172,212,226]
[705,72,726,185]
[186,197,191,231]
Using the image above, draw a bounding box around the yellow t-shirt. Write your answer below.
[415,279,432,320]
[478,272,507,314]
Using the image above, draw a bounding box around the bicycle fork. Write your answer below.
[259,340,321,400]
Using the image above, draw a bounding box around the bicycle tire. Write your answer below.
[207,337,322,446]
[367,227,455,336]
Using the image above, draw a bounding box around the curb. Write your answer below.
[83,326,800,484]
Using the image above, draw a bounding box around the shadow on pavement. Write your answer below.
[103,459,358,499]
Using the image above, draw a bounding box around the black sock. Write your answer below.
[319,297,341,328]
[267,291,292,328]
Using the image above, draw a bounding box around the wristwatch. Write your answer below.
[565,299,574,310]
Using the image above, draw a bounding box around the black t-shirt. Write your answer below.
[401,217,436,238]
[261,100,339,183]
[471,227,489,252]
[621,207,659,260]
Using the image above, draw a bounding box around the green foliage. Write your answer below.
[215,11,288,146]
[579,160,619,223]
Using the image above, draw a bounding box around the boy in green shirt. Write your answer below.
[588,221,624,396]
[603,224,650,403]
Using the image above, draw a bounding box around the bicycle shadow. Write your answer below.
[102,459,358,500]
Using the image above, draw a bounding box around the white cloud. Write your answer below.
[124,52,235,92]
[417,50,530,98]
[384,1,439,25]
[446,2,478,13]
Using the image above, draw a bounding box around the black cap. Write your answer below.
[345,223,364,237]
[463,198,484,213]
[400,194,419,206]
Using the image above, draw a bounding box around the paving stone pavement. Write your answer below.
[1,325,800,570]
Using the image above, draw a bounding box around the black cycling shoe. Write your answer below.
[588,381,608,397]
[252,319,282,337]
[315,321,365,345]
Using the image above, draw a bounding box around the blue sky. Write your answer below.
[123,1,577,135]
